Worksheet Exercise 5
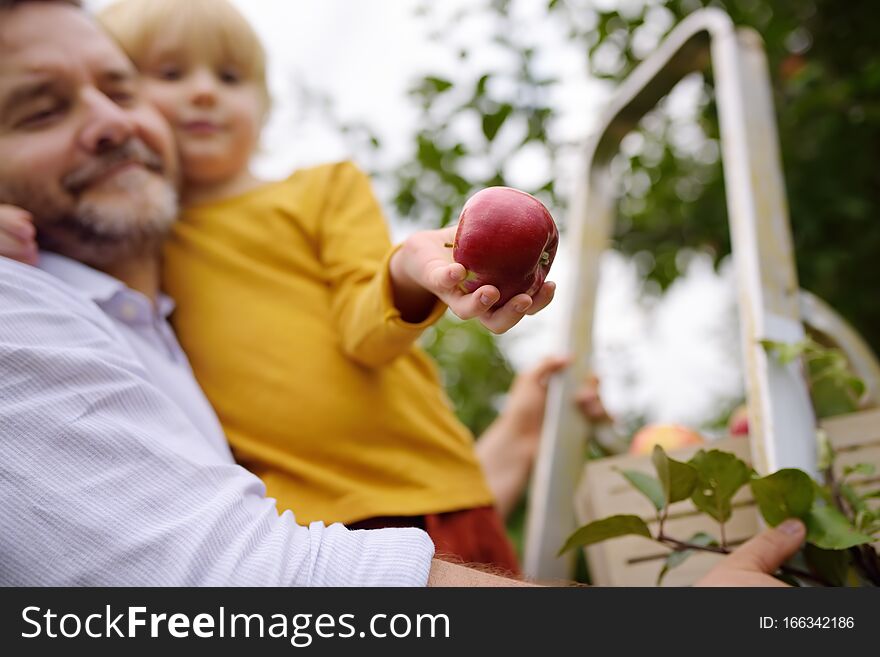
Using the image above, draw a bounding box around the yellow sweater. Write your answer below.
[162,161,494,524]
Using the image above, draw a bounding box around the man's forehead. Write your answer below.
[0,3,134,79]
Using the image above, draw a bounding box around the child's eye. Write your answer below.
[218,68,241,85]
[157,66,183,81]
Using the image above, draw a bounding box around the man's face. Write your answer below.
[0,3,180,267]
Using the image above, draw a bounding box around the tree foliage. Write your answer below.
[384,0,880,359]
[570,0,880,353]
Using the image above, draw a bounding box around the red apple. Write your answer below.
[628,423,705,456]
[728,405,749,438]
[451,187,558,308]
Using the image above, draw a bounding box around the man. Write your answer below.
[0,0,805,587]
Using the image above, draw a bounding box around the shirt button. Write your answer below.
[120,303,138,321]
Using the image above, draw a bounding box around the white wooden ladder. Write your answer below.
[523,8,840,581]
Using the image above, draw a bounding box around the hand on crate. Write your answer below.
[694,519,807,587]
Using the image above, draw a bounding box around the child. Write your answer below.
[0,0,562,573]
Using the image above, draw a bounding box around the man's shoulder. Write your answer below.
[0,256,116,334]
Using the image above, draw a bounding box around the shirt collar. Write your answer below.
[37,251,175,321]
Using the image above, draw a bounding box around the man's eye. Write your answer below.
[18,106,63,128]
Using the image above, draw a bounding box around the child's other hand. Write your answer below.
[574,374,612,424]
[503,355,573,445]
[392,226,555,334]
[0,205,38,265]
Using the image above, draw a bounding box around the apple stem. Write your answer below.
[444,242,454,248]
[540,251,550,265]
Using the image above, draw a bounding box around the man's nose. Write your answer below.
[78,89,136,154]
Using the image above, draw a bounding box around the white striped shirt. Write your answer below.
[0,254,434,586]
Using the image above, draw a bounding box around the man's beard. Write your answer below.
[0,138,179,268]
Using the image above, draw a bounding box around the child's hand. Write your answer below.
[390,226,555,333]
[502,355,573,445]
[0,205,38,265]
[574,374,612,424]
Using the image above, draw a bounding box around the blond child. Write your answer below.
[0,0,566,571]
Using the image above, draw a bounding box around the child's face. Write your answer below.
[138,44,265,188]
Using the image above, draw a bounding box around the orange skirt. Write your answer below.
[347,505,520,576]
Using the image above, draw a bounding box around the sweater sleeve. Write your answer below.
[317,161,446,368]
[0,257,434,586]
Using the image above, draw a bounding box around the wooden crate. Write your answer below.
[575,408,880,586]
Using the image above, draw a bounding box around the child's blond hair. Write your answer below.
[98,0,270,109]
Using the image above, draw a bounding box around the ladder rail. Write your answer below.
[523,8,817,580]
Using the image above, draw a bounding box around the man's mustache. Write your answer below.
[62,139,166,195]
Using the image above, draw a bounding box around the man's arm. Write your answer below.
[0,258,434,586]
[427,559,538,587]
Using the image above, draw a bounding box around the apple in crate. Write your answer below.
[727,405,749,437]
[628,423,705,456]
[451,187,558,309]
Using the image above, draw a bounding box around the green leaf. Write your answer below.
[849,376,867,399]
[558,515,651,555]
[816,428,834,472]
[687,450,752,523]
[481,103,513,142]
[750,469,815,526]
[854,508,879,535]
[805,504,875,550]
[423,76,453,94]
[803,343,865,417]
[618,469,664,511]
[652,445,697,505]
[803,544,850,586]
[473,74,490,100]
[812,479,836,507]
[656,532,718,585]
[811,376,860,418]
[843,463,876,477]
[760,339,809,365]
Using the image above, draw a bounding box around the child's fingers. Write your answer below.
[527,355,573,384]
[447,284,500,320]
[429,262,467,294]
[0,206,35,240]
[0,232,39,265]
[478,293,533,334]
[525,281,555,315]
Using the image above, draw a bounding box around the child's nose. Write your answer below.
[189,69,218,107]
